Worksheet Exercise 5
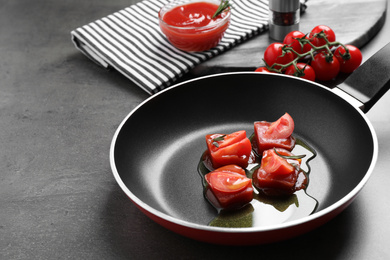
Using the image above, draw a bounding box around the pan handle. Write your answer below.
[336,42,390,113]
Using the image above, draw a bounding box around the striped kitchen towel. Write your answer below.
[71,0,305,95]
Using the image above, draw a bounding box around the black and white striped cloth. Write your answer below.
[71,0,270,95]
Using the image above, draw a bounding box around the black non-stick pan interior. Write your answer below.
[113,72,375,227]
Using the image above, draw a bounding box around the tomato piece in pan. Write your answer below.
[252,148,306,196]
[253,113,295,155]
[205,165,253,210]
[206,130,252,169]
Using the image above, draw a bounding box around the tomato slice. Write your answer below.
[205,165,253,210]
[206,130,252,169]
[206,130,247,151]
[213,164,246,176]
[254,113,296,155]
[261,149,294,175]
[264,113,294,139]
[252,149,303,196]
[208,172,251,193]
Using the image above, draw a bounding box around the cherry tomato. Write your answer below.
[263,42,294,70]
[253,113,296,155]
[310,52,340,81]
[309,25,336,47]
[285,63,316,81]
[255,66,274,73]
[252,148,303,196]
[205,165,253,210]
[334,45,362,73]
[206,130,252,169]
[283,31,312,58]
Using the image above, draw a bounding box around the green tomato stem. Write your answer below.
[264,40,350,73]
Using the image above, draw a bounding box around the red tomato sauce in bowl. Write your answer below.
[158,0,231,52]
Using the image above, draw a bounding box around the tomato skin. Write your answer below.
[334,45,362,73]
[283,31,312,58]
[205,165,253,210]
[265,113,294,139]
[285,63,316,81]
[252,148,303,196]
[264,43,294,70]
[309,25,336,47]
[211,164,247,176]
[206,130,252,169]
[255,66,274,73]
[261,149,295,175]
[254,113,295,155]
[310,52,340,81]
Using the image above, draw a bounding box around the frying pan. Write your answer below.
[110,42,390,245]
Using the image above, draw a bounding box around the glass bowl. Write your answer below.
[158,0,231,52]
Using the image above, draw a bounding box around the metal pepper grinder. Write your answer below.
[269,0,300,41]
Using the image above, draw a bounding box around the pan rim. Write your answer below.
[109,72,378,234]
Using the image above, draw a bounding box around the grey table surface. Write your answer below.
[1,0,390,259]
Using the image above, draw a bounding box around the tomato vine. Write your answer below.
[263,37,349,73]
[258,25,362,82]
